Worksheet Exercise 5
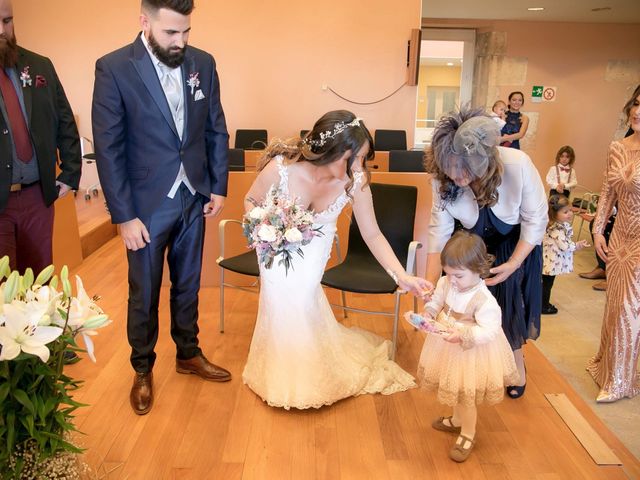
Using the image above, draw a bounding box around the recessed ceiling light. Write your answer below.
[446,62,454,66]
[528,7,544,11]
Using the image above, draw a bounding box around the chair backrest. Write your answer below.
[235,129,268,150]
[374,129,407,151]
[347,183,417,268]
[228,148,245,172]
[388,150,425,172]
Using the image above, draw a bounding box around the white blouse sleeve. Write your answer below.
[469,296,502,345]
[545,166,558,190]
[459,293,502,349]
[566,169,578,189]
[518,155,548,246]
[424,276,447,318]
[427,178,455,253]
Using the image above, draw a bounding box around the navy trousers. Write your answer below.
[126,184,207,373]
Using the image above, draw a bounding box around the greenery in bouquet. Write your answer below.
[243,185,323,274]
[0,257,111,479]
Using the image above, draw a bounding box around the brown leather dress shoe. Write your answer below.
[579,267,606,280]
[592,280,607,291]
[176,354,232,382]
[130,372,153,415]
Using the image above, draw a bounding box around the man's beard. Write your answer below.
[148,31,186,69]
[0,32,19,69]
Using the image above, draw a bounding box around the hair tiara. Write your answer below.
[305,118,363,148]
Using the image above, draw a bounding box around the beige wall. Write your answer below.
[424,18,640,192]
[15,0,422,146]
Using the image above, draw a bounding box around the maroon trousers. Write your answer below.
[0,184,54,274]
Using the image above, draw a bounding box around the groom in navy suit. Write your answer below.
[92,0,231,415]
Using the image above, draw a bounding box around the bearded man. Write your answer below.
[92,0,231,415]
[0,0,81,273]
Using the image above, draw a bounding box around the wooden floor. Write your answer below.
[66,238,640,480]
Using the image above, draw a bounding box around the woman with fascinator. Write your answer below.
[241,110,431,409]
[424,107,548,399]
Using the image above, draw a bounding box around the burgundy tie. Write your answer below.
[0,69,33,162]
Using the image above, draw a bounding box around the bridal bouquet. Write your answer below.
[0,258,111,478]
[243,186,323,274]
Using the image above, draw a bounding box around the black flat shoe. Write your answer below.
[542,304,558,315]
[507,383,526,399]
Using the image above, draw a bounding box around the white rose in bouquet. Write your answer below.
[284,227,303,243]
[249,206,266,220]
[257,224,277,242]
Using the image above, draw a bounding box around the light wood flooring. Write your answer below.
[65,238,640,479]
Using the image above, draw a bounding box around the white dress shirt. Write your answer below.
[545,165,577,192]
[427,146,548,253]
[140,32,195,199]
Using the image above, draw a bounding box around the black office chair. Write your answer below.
[321,183,421,359]
[228,148,245,172]
[234,129,268,150]
[216,220,260,332]
[374,129,407,151]
[388,150,425,172]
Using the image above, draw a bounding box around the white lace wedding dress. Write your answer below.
[242,158,416,409]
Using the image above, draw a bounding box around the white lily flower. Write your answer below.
[0,303,63,362]
[59,276,104,330]
[75,314,112,362]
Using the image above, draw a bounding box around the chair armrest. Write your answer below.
[217,219,244,264]
[332,233,343,263]
[405,240,423,276]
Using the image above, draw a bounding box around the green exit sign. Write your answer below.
[532,86,543,98]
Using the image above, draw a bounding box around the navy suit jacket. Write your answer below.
[0,47,81,213]
[92,35,229,224]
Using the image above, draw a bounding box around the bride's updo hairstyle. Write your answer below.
[258,110,374,195]
[424,105,504,208]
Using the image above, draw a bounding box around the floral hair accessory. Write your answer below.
[305,118,362,148]
[452,116,500,159]
[19,66,32,88]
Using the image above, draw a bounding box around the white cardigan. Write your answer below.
[428,147,548,253]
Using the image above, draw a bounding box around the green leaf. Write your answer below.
[34,264,55,286]
[0,382,9,403]
[12,389,35,415]
[18,414,35,437]
[6,411,15,453]
[50,274,59,290]
[43,397,58,418]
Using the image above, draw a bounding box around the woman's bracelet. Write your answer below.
[385,268,400,285]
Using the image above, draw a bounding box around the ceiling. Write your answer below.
[422,0,640,23]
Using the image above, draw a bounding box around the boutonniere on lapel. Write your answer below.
[187,71,205,101]
[19,66,32,88]
[35,75,47,88]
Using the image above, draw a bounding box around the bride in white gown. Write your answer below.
[242,110,431,409]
